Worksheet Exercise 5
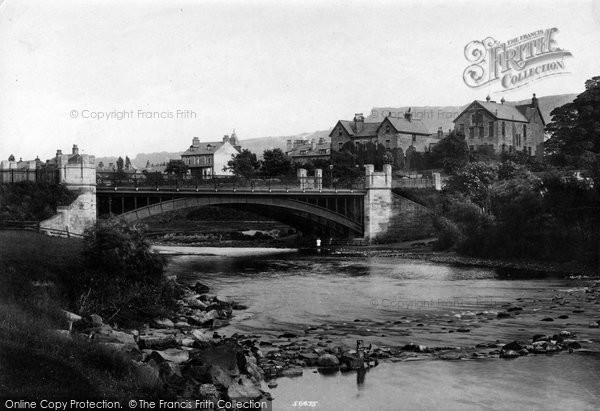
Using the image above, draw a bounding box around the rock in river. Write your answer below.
[317,354,340,367]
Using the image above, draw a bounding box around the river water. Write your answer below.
[160,246,600,410]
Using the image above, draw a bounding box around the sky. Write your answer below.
[0,0,599,160]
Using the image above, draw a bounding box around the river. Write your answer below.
[159,246,600,410]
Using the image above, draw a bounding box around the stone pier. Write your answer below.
[40,145,97,236]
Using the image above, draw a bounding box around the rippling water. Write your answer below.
[163,247,600,410]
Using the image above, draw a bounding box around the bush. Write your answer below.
[75,220,178,326]
[0,181,77,221]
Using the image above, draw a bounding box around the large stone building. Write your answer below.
[452,94,545,156]
[181,131,241,178]
[285,137,330,164]
[329,111,433,154]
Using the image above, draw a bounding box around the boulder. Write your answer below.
[139,333,178,350]
[210,365,234,387]
[589,322,600,329]
[532,334,549,343]
[48,329,71,339]
[497,312,512,319]
[281,367,303,377]
[191,329,211,343]
[198,384,220,403]
[90,314,103,327]
[185,297,208,309]
[317,354,339,367]
[499,350,519,358]
[94,330,136,345]
[192,282,210,294]
[153,318,175,329]
[155,348,190,364]
[227,375,263,402]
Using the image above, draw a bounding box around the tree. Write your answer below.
[125,156,132,170]
[430,131,469,174]
[98,161,104,169]
[227,149,260,179]
[116,156,124,171]
[261,148,293,177]
[545,76,600,174]
[8,154,15,161]
[165,159,188,177]
[444,161,497,210]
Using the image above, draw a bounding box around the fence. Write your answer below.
[0,220,83,238]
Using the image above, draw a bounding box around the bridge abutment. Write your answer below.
[40,145,97,236]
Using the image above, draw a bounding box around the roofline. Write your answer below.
[378,116,430,135]
[453,100,530,123]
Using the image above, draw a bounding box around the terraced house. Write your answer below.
[329,110,433,154]
[453,94,545,156]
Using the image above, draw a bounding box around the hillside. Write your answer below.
[96,93,576,167]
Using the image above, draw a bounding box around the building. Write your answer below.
[329,110,432,154]
[285,137,331,164]
[452,94,545,156]
[180,131,241,178]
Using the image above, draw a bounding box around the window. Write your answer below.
[319,149,327,154]
[385,139,390,148]
[469,127,475,138]
[489,122,494,137]
[338,127,343,136]
[471,113,476,124]
[501,122,506,137]
[300,150,307,155]
[528,146,532,156]
[385,125,390,133]
[459,123,465,134]
[478,126,484,138]
[501,144,506,152]
[469,145,474,151]
[412,134,416,143]
[523,124,527,141]
[338,142,343,150]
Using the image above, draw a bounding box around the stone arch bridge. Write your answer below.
[39,154,434,242]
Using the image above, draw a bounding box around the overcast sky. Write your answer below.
[1,0,599,160]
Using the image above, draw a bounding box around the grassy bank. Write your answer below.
[0,230,158,399]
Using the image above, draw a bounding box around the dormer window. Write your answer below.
[385,125,390,133]
[338,127,343,136]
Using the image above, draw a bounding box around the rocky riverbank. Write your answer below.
[53,275,600,408]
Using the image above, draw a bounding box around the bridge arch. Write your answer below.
[114,195,363,237]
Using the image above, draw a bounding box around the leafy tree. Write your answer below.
[116,156,124,171]
[227,149,260,179]
[125,156,132,169]
[165,159,188,177]
[444,162,497,210]
[261,148,294,177]
[429,131,469,174]
[8,154,15,161]
[545,76,600,174]
[98,161,104,169]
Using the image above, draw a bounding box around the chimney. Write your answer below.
[223,134,230,143]
[56,149,63,157]
[437,127,443,138]
[531,93,538,108]
[404,108,412,122]
[354,113,364,132]
[192,137,200,146]
[486,95,491,102]
[318,137,325,144]
[286,139,293,151]
[311,139,316,151]
[500,97,505,105]
[72,144,79,155]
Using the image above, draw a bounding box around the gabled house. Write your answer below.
[181,131,241,178]
[329,111,432,155]
[285,137,330,164]
[453,94,545,156]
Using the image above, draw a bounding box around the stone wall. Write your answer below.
[363,164,434,242]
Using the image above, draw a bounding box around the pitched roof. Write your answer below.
[337,120,380,137]
[384,117,430,135]
[515,104,546,125]
[288,142,330,157]
[182,141,225,156]
[455,101,529,123]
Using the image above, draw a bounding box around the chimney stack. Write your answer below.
[318,137,325,145]
[500,97,505,105]
[437,127,443,138]
[56,149,63,157]
[192,137,200,146]
[531,93,538,108]
[223,134,230,143]
[286,139,293,151]
[72,145,79,155]
[404,108,412,122]
[354,113,364,132]
[311,139,316,151]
